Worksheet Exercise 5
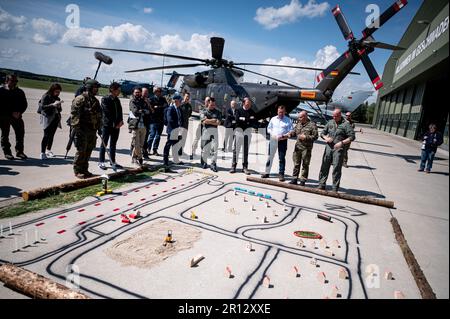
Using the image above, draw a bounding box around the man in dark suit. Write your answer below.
[163,94,183,173]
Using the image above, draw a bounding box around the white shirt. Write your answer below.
[267,115,294,138]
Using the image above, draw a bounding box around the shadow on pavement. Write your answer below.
[0,186,22,199]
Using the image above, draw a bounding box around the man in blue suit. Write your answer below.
[163,94,183,173]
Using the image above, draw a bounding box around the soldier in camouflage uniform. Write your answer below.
[289,111,318,186]
[318,109,355,192]
[343,112,355,168]
[70,79,102,179]
[200,97,222,172]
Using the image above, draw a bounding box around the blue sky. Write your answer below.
[0,0,422,98]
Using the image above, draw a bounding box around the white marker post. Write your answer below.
[34,228,40,244]
[23,232,28,249]
[0,224,4,238]
[9,222,13,235]
[12,237,20,253]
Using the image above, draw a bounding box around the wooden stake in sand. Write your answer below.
[263,275,271,288]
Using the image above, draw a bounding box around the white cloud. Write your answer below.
[31,18,65,44]
[159,33,211,59]
[60,23,157,49]
[255,0,329,30]
[143,8,153,14]
[0,6,27,36]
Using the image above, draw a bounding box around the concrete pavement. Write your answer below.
[0,88,448,298]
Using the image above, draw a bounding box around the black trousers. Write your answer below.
[100,127,120,163]
[1,116,25,155]
[41,118,59,153]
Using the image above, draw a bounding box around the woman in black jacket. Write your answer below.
[39,83,62,160]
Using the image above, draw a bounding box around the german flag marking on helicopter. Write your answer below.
[300,91,317,99]
[394,0,407,12]
[372,76,384,90]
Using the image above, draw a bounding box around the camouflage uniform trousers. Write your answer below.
[292,143,313,182]
[73,129,97,174]
[343,142,351,166]
[318,145,345,189]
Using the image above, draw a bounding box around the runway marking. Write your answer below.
[96,215,104,218]
[113,208,120,212]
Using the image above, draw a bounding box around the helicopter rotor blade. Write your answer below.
[232,66,301,89]
[211,37,225,61]
[233,63,360,75]
[359,51,384,91]
[362,40,405,51]
[332,5,354,40]
[125,63,206,73]
[361,0,408,40]
[75,45,207,63]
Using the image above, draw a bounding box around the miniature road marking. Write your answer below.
[57,230,66,234]
[78,221,86,225]
[58,216,67,219]
[77,209,85,212]
[94,203,101,206]
[35,222,45,227]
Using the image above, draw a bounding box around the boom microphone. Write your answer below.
[94,51,113,65]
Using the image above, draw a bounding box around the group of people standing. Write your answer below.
[0,74,445,185]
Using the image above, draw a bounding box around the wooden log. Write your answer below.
[22,166,150,201]
[0,264,90,299]
[246,177,395,209]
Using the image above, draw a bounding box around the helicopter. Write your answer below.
[117,71,181,97]
[75,0,407,120]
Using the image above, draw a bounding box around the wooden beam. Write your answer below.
[246,176,395,209]
[0,264,90,299]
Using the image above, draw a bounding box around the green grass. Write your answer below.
[19,78,109,96]
[0,169,162,220]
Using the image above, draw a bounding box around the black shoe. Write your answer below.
[189,154,194,160]
[261,174,269,179]
[279,174,285,182]
[4,154,14,160]
[177,161,185,165]
[343,163,348,168]
[201,163,208,169]
[138,159,144,167]
[143,153,150,160]
[211,164,218,173]
[152,150,160,156]
[332,187,339,193]
[318,185,326,190]
[229,167,236,174]
[299,180,306,187]
[164,167,175,173]
[243,168,251,175]
[112,163,123,170]
[84,171,94,178]
[16,152,28,160]
[289,179,298,185]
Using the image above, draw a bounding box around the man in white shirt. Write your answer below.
[261,105,294,181]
